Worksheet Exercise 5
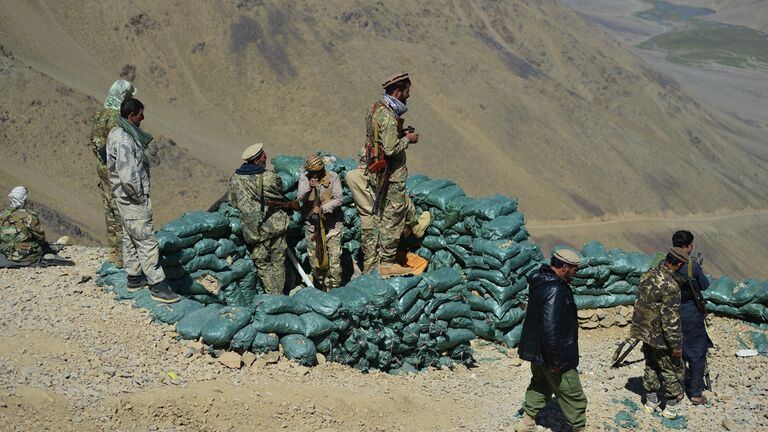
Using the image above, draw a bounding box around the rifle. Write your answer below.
[371,122,415,216]
[311,186,329,271]
[612,338,640,368]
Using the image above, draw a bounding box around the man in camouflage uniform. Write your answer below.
[0,186,66,264]
[90,80,136,268]
[107,98,180,304]
[630,247,688,419]
[358,73,422,277]
[296,155,343,290]
[228,143,293,295]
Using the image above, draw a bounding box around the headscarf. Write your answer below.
[382,93,408,117]
[8,186,28,209]
[103,80,137,110]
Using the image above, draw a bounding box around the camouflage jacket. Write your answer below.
[0,207,46,263]
[361,98,410,182]
[89,108,119,166]
[296,170,343,232]
[630,262,682,350]
[107,126,151,207]
[227,166,289,244]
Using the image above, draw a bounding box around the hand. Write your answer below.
[308,177,319,188]
[312,207,322,215]
[672,348,683,358]
[405,131,419,143]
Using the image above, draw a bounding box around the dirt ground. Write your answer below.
[0,246,766,431]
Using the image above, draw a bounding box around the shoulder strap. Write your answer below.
[687,258,693,278]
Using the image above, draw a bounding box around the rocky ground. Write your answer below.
[0,246,766,432]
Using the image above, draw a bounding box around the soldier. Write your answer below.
[107,97,180,304]
[228,143,294,295]
[630,247,688,419]
[90,80,136,268]
[0,186,67,264]
[359,72,421,277]
[296,155,343,290]
[516,249,587,432]
[672,230,711,405]
[345,165,429,273]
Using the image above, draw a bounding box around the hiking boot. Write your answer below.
[127,274,148,292]
[644,393,660,414]
[379,262,414,278]
[150,281,181,303]
[48,236,69,254]
[662,400,682,419]
[411,211,431,238]
[690,395,708,406]
[514,413,536,432]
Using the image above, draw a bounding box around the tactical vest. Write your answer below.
[0,208,41,262]
[302,173,343,225]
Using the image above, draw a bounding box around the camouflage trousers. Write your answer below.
[117,200,165,286]
[250,233,287,295]
[304,222,342,290]
[97,164,123,266]
[642,343,684,399]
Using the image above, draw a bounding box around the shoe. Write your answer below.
[127,275,148,292]
[644,393,660,414]
[514,413,536,432]
[411,211,431,239]
[662,401,681,419]
[690,395,708,405]
[150,281,181,303]
[379,262,414,278]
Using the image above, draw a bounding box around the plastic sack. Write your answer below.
[175,304,226,340]
[280,334,318,366]
[580,240,611,266]
[459,195,518,220]
[300,312,336,338]
[434,328,475,351]
[344,275,397,308]
[410,179,455,201]
[157,232,202,253]
[161,211,230,238]
[201,306,253,347]
[422,185,465,211]
[472,239,522,262]
[150,298,203,324]
[251,312,307,335]
[271,155,305,180]
[215,238,239,258]
[574,294,636,310]
[250,332,280,353]
[480,213,525,240]
[230,324,258,351]
[253,294,311,315]
[420,267,463,293]
[293,286,342,318]
[429,250,456,270]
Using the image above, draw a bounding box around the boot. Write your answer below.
[690,394,708,405]
[662,400,681,419]
[379,262,414,278]
[411,211,431,239]
[644,392,660,414]
[150,281,181,304]
[514,413,536,432]
[49,236,69,253]
[127,274,148,292]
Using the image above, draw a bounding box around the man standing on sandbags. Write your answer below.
[516,249,586,432]
[89,80,136,268]
[296,154,343,290]
[107,98,180,304]
[228,143,293,295]
[672,230,711,405]
[357,72,423,277]
[630,247,688,419]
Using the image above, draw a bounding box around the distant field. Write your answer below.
[634,0,714,22]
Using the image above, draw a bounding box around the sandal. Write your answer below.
[690,395,708,405]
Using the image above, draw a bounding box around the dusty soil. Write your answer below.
[0,246,766,431]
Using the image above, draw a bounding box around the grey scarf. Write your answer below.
[382,93,408,116]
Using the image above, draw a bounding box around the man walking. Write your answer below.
[359,73,421,277]
[516,249,587,432]
[672,230,711,405]
[106,98,179,303]
[630,247,688,419]
[228,143,292,295]
[90,80,136,268]
[296,155,343,290]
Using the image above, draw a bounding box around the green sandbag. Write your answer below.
[253,294,311,315]
[387,276,423,297]
[576,265,611,282]
[606,280,636,294]
[473,319,496,339]
[404,299,427,323]
[277,171,296,191]
[466,293,495,313]
[229,257,255,280]
[300,312,335,337]
[280,334,317,366]
[731,279,768,307]
[293,286,342,318]
[229,218,243,237]
[396,288,421,314]
[405,174,430,190]
[163,265,187,280]
[739,303,768,322]
[410,178,454,201]
[215,238,239,258]
[222,282,258,308]
[150,298,204,324]
[271,155,305,179]
[201,306,253,347]
[132,290,156,309]
[238,271,260,293]
[574,294,636,310]
[434,328,475,351]
[705,302,740,317]
[466,269,508,286]
[421,267,463,293]
[230,324,258,351]
[184,254,229,273]
[157,231,203,253]
[175,304,226,340]
[443,196,473,229]
[580,240,611,266]
[445,244,472,266]
[624,252,655,273]
[194,238,220,256]
[401,322,420,345]
[423,185,465,211]
[251,312,307,335]
[429,250,456,270]
[472,239,522,262]
[433,302,473,320]
[162,211,230,238]
[459,195,518,220]
[501,324,524,347]
[500,242,539,274]
[480,213,525,240]
[495,307,525,329]
[343,275,397,308]
[422,235,448,252]
[748,331,768,353]
[250,332,279,353]
[161,247,198,266]
[492,297,519,319]
[703,277,736,305]
[450,317,474,329]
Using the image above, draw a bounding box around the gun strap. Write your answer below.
[366,101,386,169]
[688,257,693,278]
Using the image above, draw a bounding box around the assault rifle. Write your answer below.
[371,123,415,216]
[612,338,640,368]
[311,186,329,271]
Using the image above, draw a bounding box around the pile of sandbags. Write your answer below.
[704,277,768,323]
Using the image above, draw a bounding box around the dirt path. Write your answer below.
[527,208,768,230]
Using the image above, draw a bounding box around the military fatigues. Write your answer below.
[630,262,684,400]
[228,166,289,295]
[345,166,419,273]
[107,126,165,286]
[297,171,343,290]
[0,208,46,263]
[89,107,123,266]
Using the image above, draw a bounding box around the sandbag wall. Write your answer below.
[703,277,768,323]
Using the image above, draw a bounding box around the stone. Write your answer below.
[189,340,205,353]
[295,365,310,375]
[316,353,326,365]
[722,417,737,431]
[218,352,242,369]
[618,306,631,317]
[581,321,599,329]
[263,351,280,364]
[577,310,595,320]
[600,315,617,328]
[242,352,257,367]
[596,309,608,319]
[616,315,628,326]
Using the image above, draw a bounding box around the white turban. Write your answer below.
[103,80,137,110]
[8,186,28,209]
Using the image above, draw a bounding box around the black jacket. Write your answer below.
[518,264,580,371]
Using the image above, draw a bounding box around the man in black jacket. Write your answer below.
[516,248,587,432]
